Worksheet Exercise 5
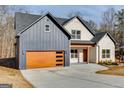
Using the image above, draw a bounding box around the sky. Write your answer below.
[21,5,124,26]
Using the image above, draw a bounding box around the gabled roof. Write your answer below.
[16,12,71,39]
[15,12,69,34]
[15,12,117,45]
[91,32,117,45]
[14,12,41,34]
[91,32,106,43]
[62,16,96,36]
[15,12,96,36]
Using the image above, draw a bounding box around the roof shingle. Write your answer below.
[91,32,106,43]
[15,12,41,34]
[14,12,116,44]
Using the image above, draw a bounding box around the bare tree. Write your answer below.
[0,5,44,59]
[116,9,124,46]
[0,5,31,58]
[0,6,15,58]
[10,5,31,14]
[1,16,15,58]
[0,6,9,58]
[99,8,117,40]
[88,20,98,31]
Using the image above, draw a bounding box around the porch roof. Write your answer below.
[71,40,95,45]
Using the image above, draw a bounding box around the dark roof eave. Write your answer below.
[106,33,117,45]
[63,16,95,36]
[76,16,95,36]
[17,12,71,39]
[94,32,117,45]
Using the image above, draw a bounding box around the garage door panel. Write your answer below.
[26,51,64,69]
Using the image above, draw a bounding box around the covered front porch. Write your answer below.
[70,40,95,64]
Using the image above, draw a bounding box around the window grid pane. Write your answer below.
[45,25,50,32]
[71,34,75,39]
[102,49,110,58]
[106,54,110,58]
[71,30,75,34]
[102,55,105,58]
[71,49,78,58]
[71,30,81,39]
[77,34,81,39]
[71,53,74,58]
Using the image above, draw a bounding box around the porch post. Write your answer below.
[87,47,89,64]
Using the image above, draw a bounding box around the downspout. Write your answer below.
[96,44,100,63]
[98,45,100,63]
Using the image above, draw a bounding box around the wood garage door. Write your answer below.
[26,50,64,69]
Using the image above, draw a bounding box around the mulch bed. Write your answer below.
[96,66,124,76]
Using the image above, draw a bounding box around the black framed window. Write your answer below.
[71,30,81,39]
[45,25,50,32]
[102,49,110,58]
[71,49,78,58]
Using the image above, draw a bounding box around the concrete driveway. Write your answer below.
[21,64,124,88]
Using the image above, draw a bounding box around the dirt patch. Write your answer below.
[96,66,124,76]
[0,66,33,88]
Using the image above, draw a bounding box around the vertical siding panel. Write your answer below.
[53,25,55,49]
[35,22,40,50]
[43,19,45,49]
[38,21,41,49]
[40,20,42,49]
[19,16,70,69]
[34,23,36,49]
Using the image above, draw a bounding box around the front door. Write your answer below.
[83,49,87,62]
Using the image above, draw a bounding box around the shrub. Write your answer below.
[98,60,113,65]
[98,60,103,64]
[104,60,108,65]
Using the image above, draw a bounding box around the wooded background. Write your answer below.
[0,5,124,58]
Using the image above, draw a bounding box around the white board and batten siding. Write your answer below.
[97,34,115,62]
[63,17,115,63]
[89,34,115,63]
[89,47,97,63]
[64,17,94,63]
[63,17,94,41]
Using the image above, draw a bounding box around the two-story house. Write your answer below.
[14,12,116,69]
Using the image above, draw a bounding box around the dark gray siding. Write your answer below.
[19,16,70,69]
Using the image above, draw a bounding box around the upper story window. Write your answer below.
[45,25,50,32]
[102,49,110,58]
[71,30,81,39]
